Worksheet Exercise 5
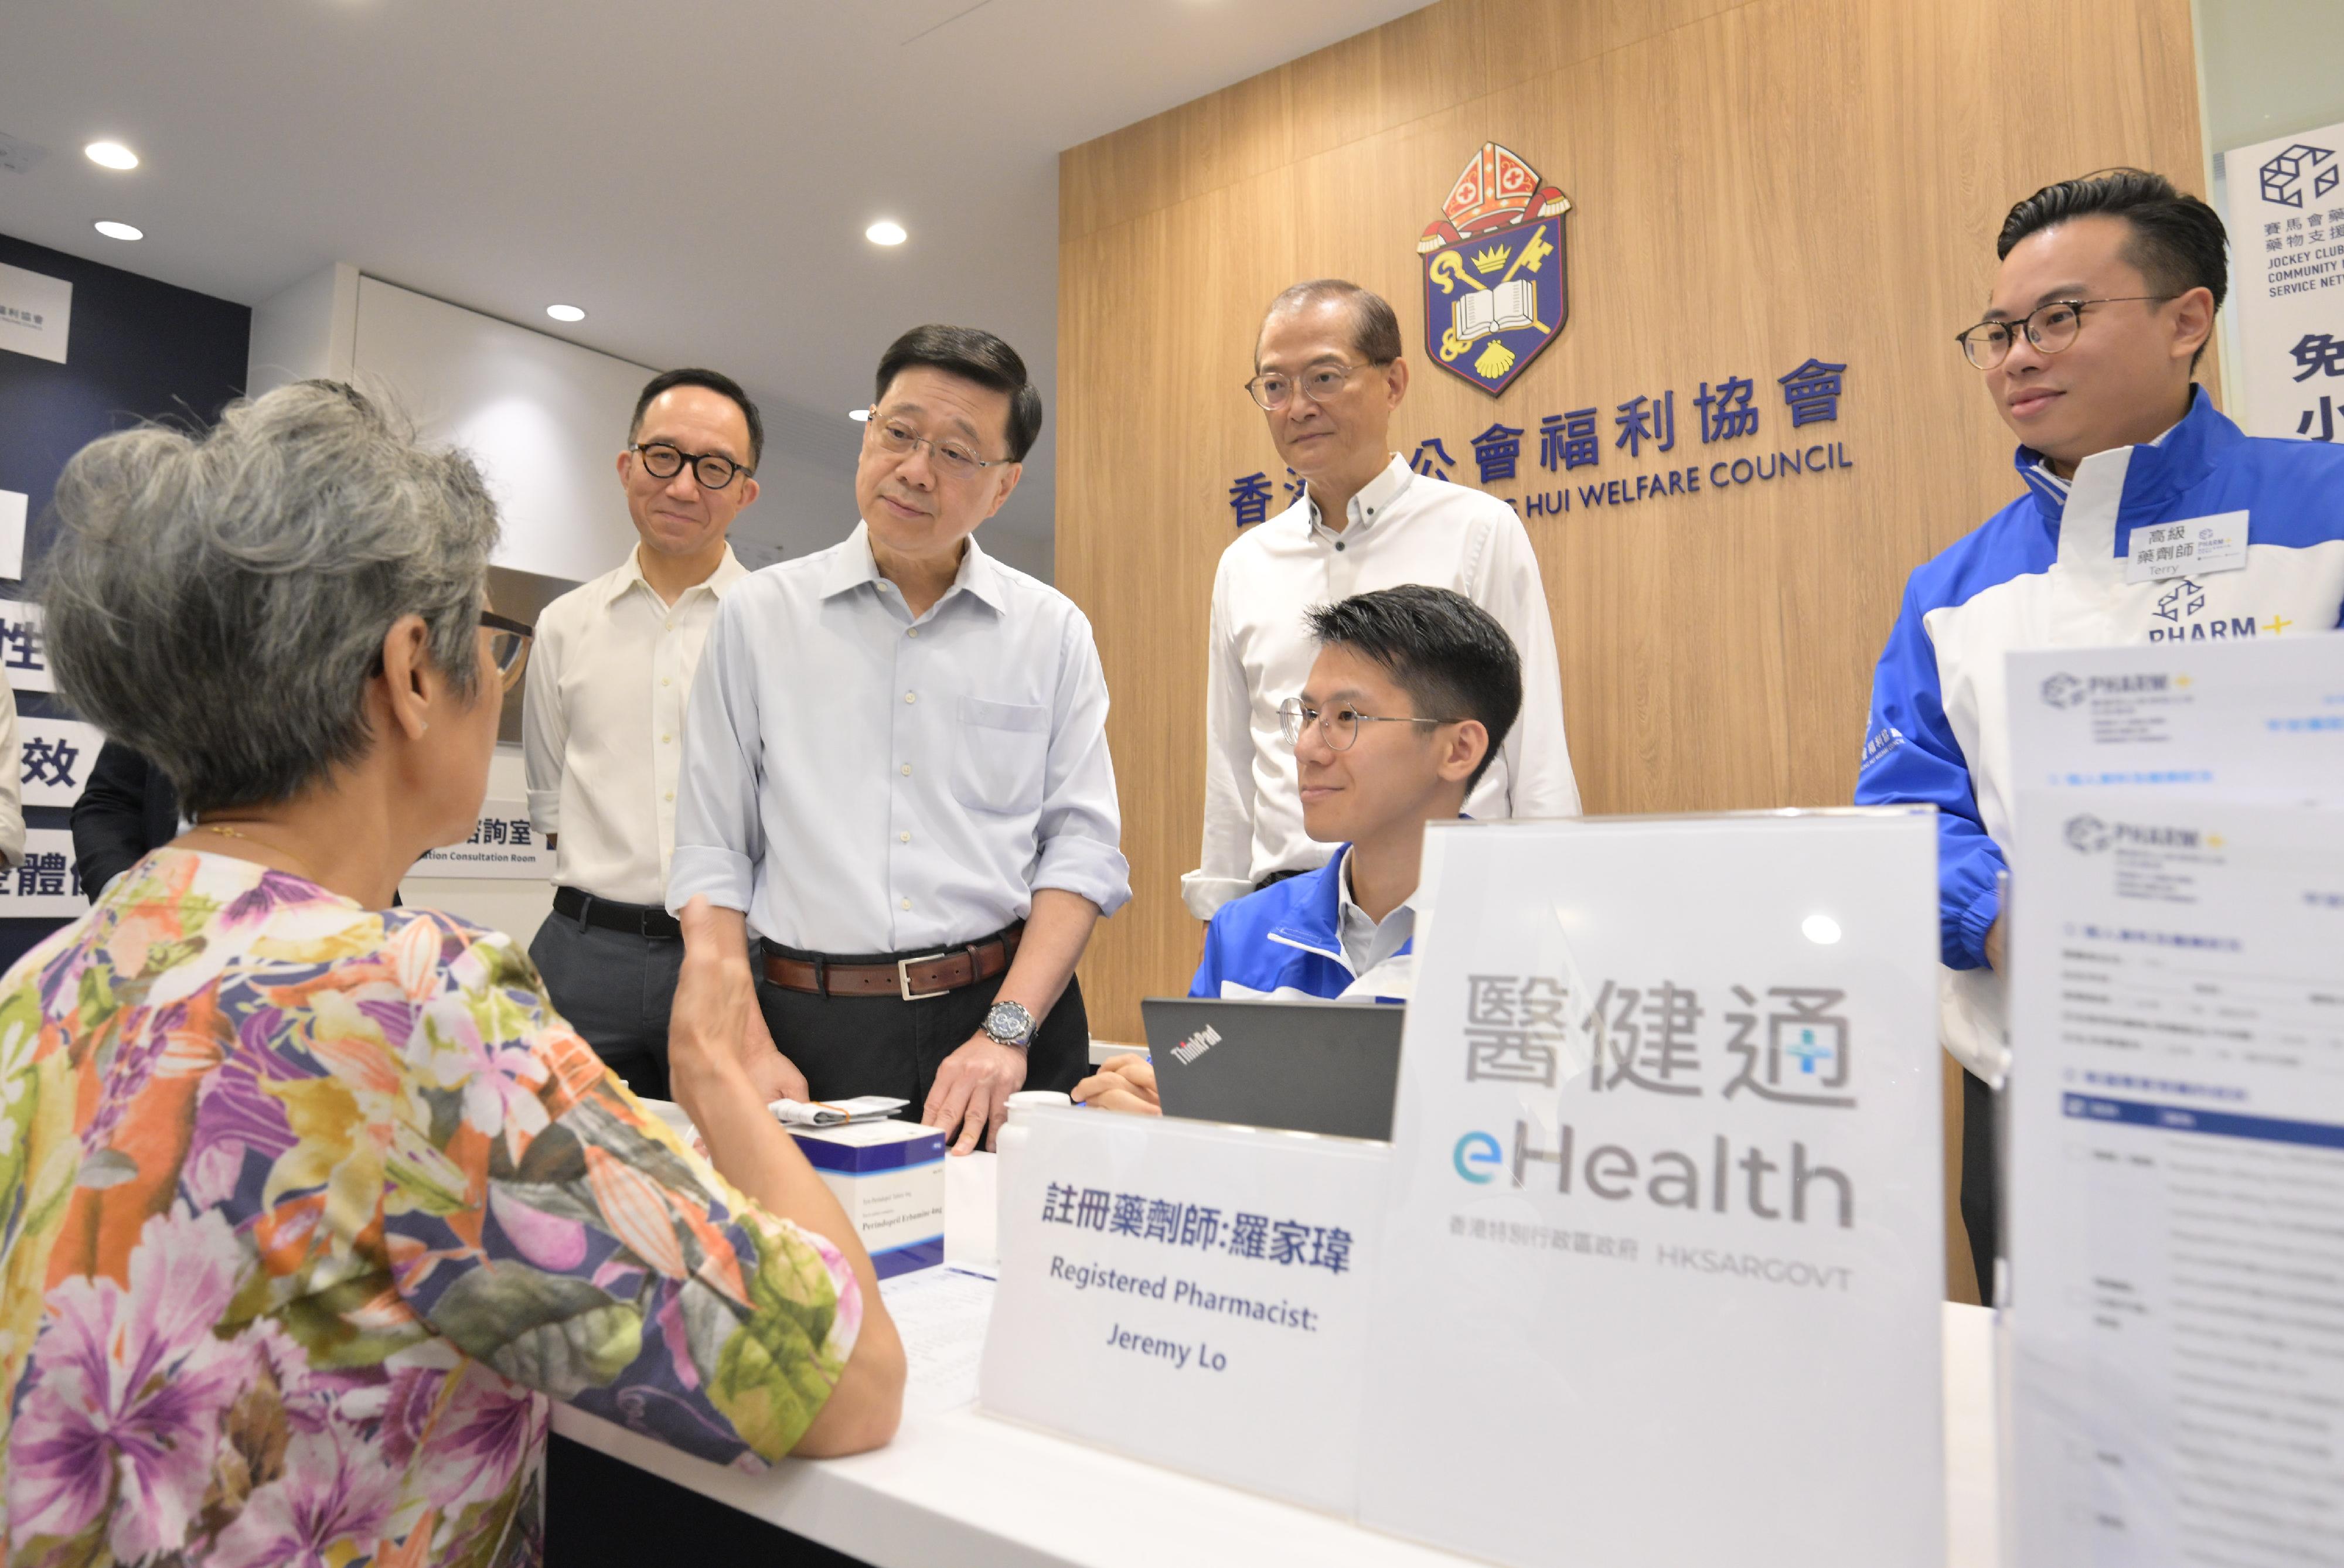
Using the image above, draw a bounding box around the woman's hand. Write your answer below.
[669,897,906,1454]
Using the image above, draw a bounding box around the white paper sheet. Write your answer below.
[881,1265,996,1417]
[2007,791,2344,1566]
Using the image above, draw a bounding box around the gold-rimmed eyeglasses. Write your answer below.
[863,411,1012,481]
[1243,359,1391,412]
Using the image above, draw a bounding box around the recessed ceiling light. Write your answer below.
[1800,913,1843,946]
[84,141,139,171]
[848,408,871,421]
[545,304,586,322]
[93,220,142,241]
[866,220,907,246]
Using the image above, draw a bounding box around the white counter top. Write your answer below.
[554,1149,2002,1567]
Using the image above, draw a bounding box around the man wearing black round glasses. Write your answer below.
[1856,169,2344,1297]
[522,366,764,1098]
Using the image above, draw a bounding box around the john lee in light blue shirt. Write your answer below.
[669,325,1130,1153]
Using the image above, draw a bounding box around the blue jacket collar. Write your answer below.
[1263,848,1351,964]
[2012,386,2240,541]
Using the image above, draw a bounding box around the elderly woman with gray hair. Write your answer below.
[0,381,902,1567]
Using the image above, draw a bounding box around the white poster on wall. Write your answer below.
[0,490,25,581]
[412,799,552,879]
[2223,121,2344,442]
[0,261,71,365]
[1357,811,1946,1568]
[18,716,101,809]
[0,599,54,694]
[0,829,85,916]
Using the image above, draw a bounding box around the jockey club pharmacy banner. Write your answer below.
[2223,121,2344,444]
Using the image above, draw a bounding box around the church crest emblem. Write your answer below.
[1418,142,1571,396]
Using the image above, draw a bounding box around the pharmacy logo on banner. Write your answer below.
[1419,142,1571,396]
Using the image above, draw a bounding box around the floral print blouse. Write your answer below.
[0,850,860,1567]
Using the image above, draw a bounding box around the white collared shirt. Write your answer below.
[1334,847,1415,983]
[523,543,749,906]
[667,522,1131,953]
[1183,454,1581,918]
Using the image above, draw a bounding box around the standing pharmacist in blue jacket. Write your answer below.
[1857,168,2344,1292]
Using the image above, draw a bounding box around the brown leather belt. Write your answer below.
[762,924,1023,1001]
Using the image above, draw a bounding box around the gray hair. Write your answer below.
[41,380,499,816]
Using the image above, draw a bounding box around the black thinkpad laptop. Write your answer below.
[1139,996,1406,1141]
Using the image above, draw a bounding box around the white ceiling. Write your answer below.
[0,0,1430,568]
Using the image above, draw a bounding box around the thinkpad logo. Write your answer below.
[1172,1025,1222,1065]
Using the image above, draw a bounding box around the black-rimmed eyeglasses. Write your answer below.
[1277,697,1460,751]
[631,442,752,490]
[1954,296,2175,369]
[482,611,533,691]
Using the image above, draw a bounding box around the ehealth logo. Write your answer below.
[1171,1025,1221,1066]
[1453,1131,1504,1183]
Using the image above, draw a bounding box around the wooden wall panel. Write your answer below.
[1057,0,2207,1296]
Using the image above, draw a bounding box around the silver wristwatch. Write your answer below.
[984,1000,1036,1049]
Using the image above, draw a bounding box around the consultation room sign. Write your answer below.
[980,1106,1386,1516]
[411,799,552,879]
[1357,812,1946,1568]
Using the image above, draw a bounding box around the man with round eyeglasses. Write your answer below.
[1856,168,2344,1296]
[523,366,765,1098]
[668,325,1129,1156]
[1183,278,1579,923]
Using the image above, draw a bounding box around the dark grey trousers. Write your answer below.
[754,942,1089,1113]
[527,915,682,1101]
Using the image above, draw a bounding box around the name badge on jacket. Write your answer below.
[2125,509,2247,582]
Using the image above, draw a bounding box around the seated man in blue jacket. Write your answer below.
[1856,167,2344,1294]
[1078,584,1520,1113]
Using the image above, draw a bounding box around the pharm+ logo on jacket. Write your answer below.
[1419,141,1570,396]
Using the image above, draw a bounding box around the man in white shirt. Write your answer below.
[669,325,1130,1154]
[523,367,762,1097]
[1183,279,1579,919]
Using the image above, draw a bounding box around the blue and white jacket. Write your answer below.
[1189,848,1414,1004]
[1856,390,2344,1080]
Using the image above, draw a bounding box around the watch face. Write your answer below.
[987,1001,1033,1041]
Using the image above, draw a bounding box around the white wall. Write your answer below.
[247,261,358,395]
[351,277,648,583]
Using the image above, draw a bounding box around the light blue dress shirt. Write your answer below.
[667,522,1131,955]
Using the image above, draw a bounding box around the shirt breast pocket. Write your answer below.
[951,696,1051,816]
